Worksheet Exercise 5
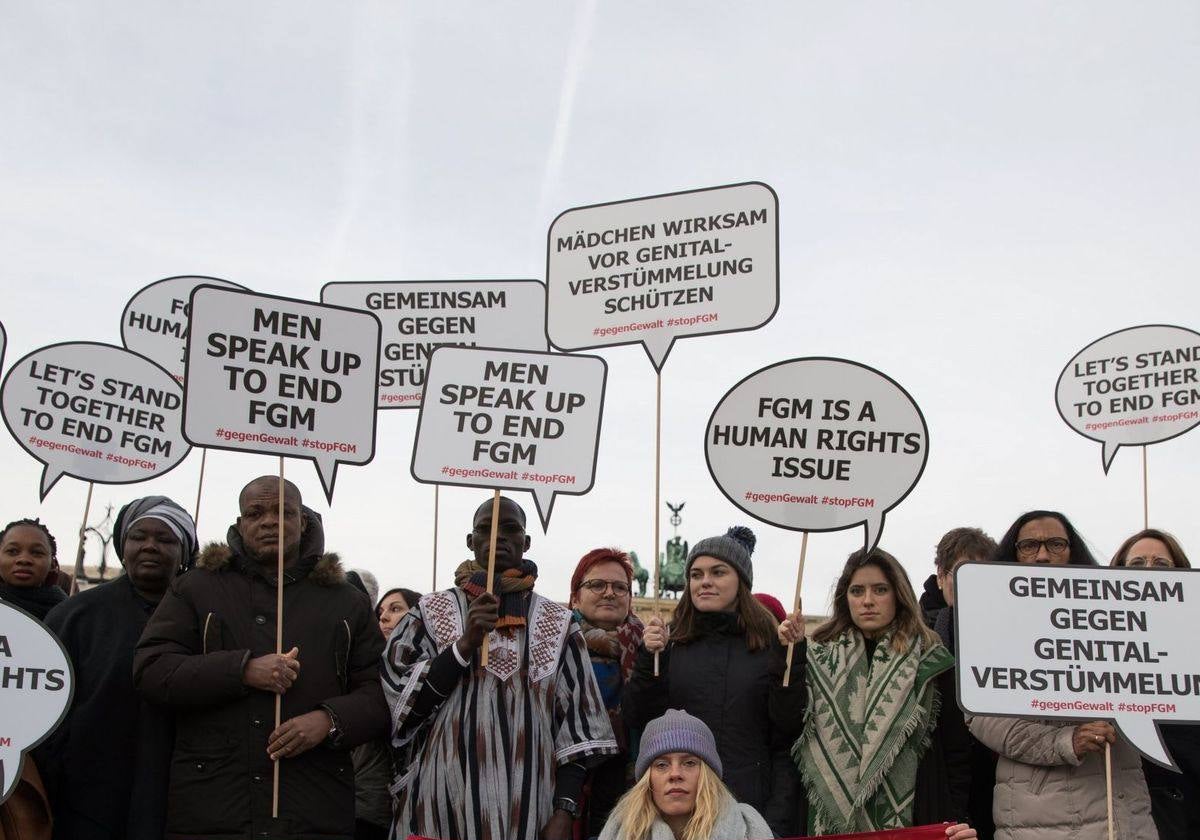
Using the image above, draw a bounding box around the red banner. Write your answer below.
[409,825,953,840]
[782,826,952,840]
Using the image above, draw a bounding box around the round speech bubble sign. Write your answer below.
[705,357,929,552]
[1,342,191,499]
[1056,324,1200,473]
[120,275,246,381]
[0,600,74,805]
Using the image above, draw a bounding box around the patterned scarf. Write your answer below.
[794,630,953,835]
[573,611,644,685]
[454,558,538,630]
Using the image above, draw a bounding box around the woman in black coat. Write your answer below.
[36,496,197,840]
[622,526,799,838]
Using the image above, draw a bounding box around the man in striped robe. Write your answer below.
[383,496,618,840]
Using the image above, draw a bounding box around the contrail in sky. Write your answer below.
[534,0,598,259]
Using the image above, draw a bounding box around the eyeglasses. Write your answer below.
[1015,538,1069,558]
[578,579,631,596]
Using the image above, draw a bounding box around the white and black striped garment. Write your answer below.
[383,587,618,840]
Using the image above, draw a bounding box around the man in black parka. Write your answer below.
[133,476,389,840]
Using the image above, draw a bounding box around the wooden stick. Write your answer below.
[272,457,285,818]
[782,531,809,687]
[193,448,208,531]
[432,484,440,591]
[480,490,501,668]
[653,371,663,677]
[1105,741,1115,840]
[70,482,95,595]
[1142,445,1149,530]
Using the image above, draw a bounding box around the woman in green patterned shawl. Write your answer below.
[777,547,977,838]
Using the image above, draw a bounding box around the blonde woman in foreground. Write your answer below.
[600,709,771,840]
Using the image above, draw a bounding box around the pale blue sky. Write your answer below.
[2,1,1197,607]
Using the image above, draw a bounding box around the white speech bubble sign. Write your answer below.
[320,280,549,409]
[411,347,607,528]
[705,358,929,552]
[0,342,191,499]
[120,275,248,382]
[183,286,382,502]
[0,600,74,804]
[955,562,1200,769]
[547,182,779,371]
[1056,324,1200,473]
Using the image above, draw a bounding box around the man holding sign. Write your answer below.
[133,477,389,839]
[382,495,617,840]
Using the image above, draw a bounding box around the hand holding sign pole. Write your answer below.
[1056,324,1200,528]
[182,286,380,816]
[547,182,779,673]
[705,358,930,685]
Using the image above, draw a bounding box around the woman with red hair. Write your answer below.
[569,547,645,838]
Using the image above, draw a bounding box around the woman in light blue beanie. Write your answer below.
[600,709,771,840]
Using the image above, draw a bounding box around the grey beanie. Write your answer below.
[635,709,722,778]
[686,525,756,586]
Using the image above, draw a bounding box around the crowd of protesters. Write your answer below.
[0,481,1196,840]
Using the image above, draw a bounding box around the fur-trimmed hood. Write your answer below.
[196,541,345,586]
[198,505,345,586]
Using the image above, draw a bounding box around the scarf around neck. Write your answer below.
[0,581,67,621]
[795,629,953,834]
[573,610,644,684]
[454,558,537,630]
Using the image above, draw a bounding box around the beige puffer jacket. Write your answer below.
[967,715,1158,840]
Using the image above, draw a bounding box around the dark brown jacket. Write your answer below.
[133,508,388,840]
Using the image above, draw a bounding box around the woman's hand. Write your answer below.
[778,607,804,645]
[642,615,667,653]
[945,824,976,840]
[1072,721,1117,758]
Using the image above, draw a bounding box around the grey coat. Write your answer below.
[968,715,1158,840]
[597,796,771,840]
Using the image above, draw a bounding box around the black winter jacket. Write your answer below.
[133,509,389,840]
[37,575,172,840]
[622,611,800,837]
[923,597,998,840]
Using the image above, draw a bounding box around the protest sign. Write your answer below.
[0,600,73,805]
[411,347,606,528]
[182,286,381,502]
[547,182,778,370]
[705,358,929,552]
[1,342,191,499]
[121,275,247,381]
[956,562,1200,768]
[321,280,549,408]
[1056,324,1200,472]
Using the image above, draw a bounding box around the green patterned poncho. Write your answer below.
[793,630,953,835]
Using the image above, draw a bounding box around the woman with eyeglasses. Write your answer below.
[622,526,800,838]
[568,548,645,838]
[966,510,1159,840]
[1110,529,1198,840]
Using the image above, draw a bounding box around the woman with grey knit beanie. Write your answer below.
[622,526,801,837]
[600,709,771,840]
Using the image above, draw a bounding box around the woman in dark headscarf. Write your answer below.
[36,495,197,840]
